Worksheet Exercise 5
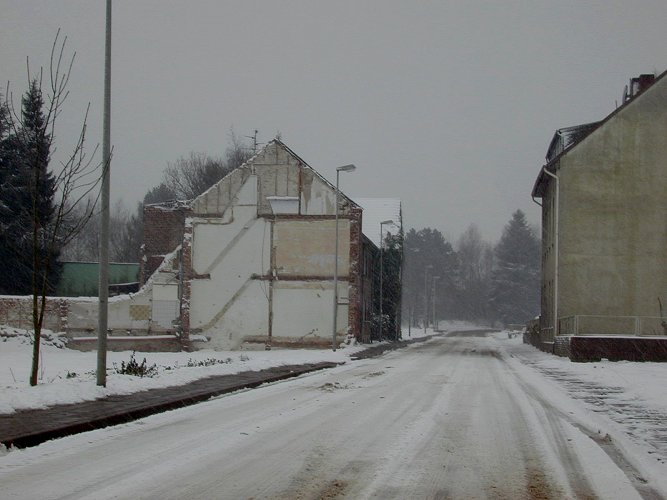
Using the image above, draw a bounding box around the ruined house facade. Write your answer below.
[141,140,378,349]
[531,73,667,360]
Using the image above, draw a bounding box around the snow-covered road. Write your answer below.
[1,332,664,499]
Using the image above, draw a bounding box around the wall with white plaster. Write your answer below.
[272,280,349,339]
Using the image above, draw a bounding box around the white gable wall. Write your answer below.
[183,141,357,348]
[188,174,271,348]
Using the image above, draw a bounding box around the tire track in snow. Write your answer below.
[520,360,667,466]
[506,354,663,500]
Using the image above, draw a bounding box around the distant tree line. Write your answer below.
[403,210,540,328]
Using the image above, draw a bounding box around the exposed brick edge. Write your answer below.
[348,207,363,342]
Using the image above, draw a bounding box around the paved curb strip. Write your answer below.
[0,362,337,449]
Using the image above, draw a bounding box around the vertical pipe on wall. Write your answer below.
[332,164,355,350]
[268,218,275,349]
[543,166,559,338]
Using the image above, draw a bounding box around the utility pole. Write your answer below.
[97,0,111,387]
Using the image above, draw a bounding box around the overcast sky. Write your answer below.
[2,1,666,242]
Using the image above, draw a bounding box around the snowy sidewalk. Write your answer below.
[0,362,339,449]
[0,336,440,449]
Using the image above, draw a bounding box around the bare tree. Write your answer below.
[61,199,142,263]
[225,128,253,168]
[2,31,103,385]
[164,152,228,200]
[58,202,100,262]
[109,200,142,262]
[162,130,253,201]
[143,182,177,205]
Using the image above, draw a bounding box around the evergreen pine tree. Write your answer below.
[0,80,61,294]
[0,94,16,292]
[380,231,403,340]
[489,210,540,325]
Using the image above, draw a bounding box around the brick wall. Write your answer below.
[569,337,667,362]
[347,207,363,341]
[141,204,188,284]
[179,221,193,349]
[0,296,69,332]
[553,336,571,358]
[531,334,667,361]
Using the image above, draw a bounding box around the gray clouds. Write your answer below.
[2,1,666,240]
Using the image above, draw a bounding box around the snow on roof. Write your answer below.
[355,198,402,247]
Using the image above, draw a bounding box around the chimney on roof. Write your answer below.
[622,74,656,103]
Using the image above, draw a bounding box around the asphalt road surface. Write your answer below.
[0,331,657,499]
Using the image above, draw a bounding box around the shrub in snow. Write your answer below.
[113,352,158,378]
[185,357,233,367]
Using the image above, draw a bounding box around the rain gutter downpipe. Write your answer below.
[542,166,559,338]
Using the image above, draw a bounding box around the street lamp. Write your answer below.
[424,264,433,333]
[379,219,395,341]
[432,276,440,331]
[333,164,356,351]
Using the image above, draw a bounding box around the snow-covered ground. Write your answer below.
[0,322,456,415]
[491,330,667,494]
[0,326,362,414]
[3,321,667,494]
[2,321,665,418]
[2,329,666,498]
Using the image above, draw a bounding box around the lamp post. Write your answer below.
[432,275,440,331]
[332,164,356,351]
[379,219,395,341]
[424,264,433,333]
[97,0,112,387]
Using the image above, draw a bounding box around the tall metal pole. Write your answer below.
[97,0,111,387]
[332,164,355,351]
[332,170,340,351]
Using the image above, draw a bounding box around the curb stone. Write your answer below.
[0,362,337,449]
